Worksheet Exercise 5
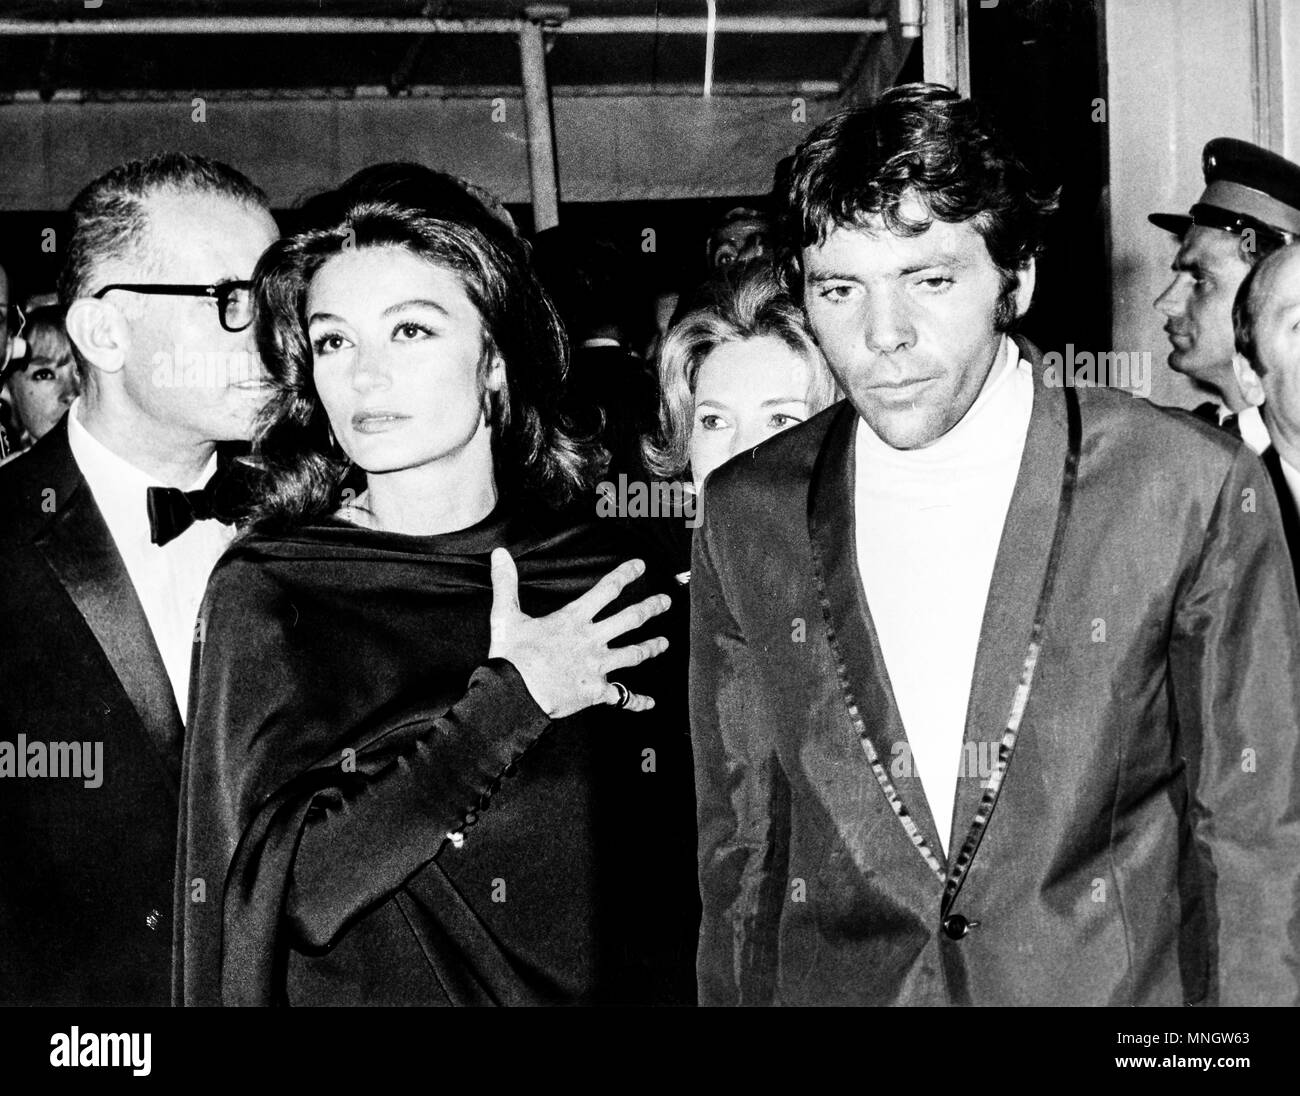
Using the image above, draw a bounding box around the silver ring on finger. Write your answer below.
[611,680,632,709]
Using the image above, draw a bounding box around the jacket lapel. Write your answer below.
[24,421,184,789]
[945,338,1071,895]
[808,338,1075,889]
[807,401,948,881]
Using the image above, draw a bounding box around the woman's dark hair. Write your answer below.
[781,82,1060,329]
[249,165,593,530]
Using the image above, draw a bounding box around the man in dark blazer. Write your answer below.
[1231,243,1300,577]
[692,85,1300,1006]
[0,154,276,1004]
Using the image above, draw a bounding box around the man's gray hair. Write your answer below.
[57,151,268,307]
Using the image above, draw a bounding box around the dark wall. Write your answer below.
[0,212,71,305]
[967,0,1109,352]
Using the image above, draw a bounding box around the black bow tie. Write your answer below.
[146,480,220,546]
[1191,401,1242,439]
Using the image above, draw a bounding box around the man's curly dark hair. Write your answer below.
[781,83,1061,330]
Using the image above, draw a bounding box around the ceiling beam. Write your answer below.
[0,81,843,104]
[0,15,887,36]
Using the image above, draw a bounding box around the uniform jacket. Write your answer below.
[691,337,1300,1006]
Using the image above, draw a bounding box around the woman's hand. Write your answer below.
[488,548,671,719]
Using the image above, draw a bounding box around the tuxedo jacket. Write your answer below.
[692,338,1300,1006]
[0,416,182,1005]
[1260,448,1299,580]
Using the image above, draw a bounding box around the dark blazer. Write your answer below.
[0,416,182,1005]
[692,339,1300,1006]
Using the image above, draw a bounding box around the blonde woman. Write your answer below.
[638,262,839,578]
[650,262,838,493]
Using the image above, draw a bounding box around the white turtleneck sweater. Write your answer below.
[852,338,1032,854]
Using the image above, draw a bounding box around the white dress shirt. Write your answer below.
[1236,405,1272,456]
[1279,451,1300,517]
[853,339,1032,854]
[66,399,236,720]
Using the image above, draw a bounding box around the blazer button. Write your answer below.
[145,908,161,932]
[941,914,971,940]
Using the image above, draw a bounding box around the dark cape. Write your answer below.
[174,498,699,1006]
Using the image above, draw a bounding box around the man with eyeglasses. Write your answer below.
[0,152,277,1005]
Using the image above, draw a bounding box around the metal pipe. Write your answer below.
[518,18,560,231]
[703,1,718,98]
[0,16,887,36]
[920,0,970,96]
[899,0,923,40]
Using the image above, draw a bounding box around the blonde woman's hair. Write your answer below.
[22,306,74,367]
[645,261,839,479]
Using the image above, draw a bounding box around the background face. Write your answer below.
[8,351,78,439]
[802,203,1011,450]
[709,216,770,270]
[307,246,494,477]
[688,333,812,493]
[115,190,278,445]
[1154,224,1250,393]
[1252,249,1300,442]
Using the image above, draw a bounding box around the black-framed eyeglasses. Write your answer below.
[3,303,25,338]
[90,281,255,333]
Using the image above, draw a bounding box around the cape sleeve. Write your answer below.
[174,558,551,1007]
[230,659,549,995]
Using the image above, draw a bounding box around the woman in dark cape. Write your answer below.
[174,167,699,1006]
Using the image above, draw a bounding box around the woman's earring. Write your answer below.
[482,360,507,426]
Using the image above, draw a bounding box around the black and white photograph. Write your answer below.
[0,0,1295,1077]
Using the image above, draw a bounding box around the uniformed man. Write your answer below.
[1150,137,1300,450]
